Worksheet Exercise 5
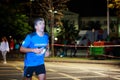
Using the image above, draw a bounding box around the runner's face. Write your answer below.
[36,21,45,32]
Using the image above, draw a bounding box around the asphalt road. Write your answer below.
[46,62,120,80]
[0,61,120,80]
[0,61,23,80]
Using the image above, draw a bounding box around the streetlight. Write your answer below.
[92,28,95,42]
[49,10,57,57]
[107,0,110,36]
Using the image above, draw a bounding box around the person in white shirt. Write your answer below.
[0,36,9,64]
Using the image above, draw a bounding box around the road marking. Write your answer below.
[46,62,120,80]
[48,69,81,80]
[84,68,120,80]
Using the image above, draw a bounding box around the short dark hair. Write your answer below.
[34,18,44,27]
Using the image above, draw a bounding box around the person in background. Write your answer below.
[70,40,77,57]
[10,38,15,50]
[20,17,49,80]
[0,36,9,64]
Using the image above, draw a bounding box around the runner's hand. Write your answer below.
[32,48,43,54]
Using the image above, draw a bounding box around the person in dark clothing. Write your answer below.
[70,41,77,57]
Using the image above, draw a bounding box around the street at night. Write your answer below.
[0,0,120,80]
[0,61,120,80]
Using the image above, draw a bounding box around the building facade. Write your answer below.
[79,16,119,41]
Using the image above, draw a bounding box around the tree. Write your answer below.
[57,20,79,44]
[108,0,120,17]
[18,0,69,24]
[12,14,33,39]
[17,0,70,38]
[0,1,32,40]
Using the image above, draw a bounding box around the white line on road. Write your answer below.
[48,69,81,80]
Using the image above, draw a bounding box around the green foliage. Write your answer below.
[0,0,71,41]
[108,0,120,17]
[0,11,32,40]
[13,14,33,39]
[57,20,79,43]
[0,1,33,40]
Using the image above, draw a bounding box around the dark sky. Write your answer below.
[67,0,115,17]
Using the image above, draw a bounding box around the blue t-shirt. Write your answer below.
[21,32,49,67]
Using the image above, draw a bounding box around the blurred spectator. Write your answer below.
[10,38,15,50]
[0,36,9,64]
[15,40,20,50]
[63,40,68,56]
[70,40,77,57]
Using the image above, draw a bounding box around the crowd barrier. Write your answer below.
[53,43,120,59]
[0,43,120,59]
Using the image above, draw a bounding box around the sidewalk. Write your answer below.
[45,57,120,65]
[0,51,120,65]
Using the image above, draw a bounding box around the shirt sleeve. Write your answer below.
[21,35,31,48]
